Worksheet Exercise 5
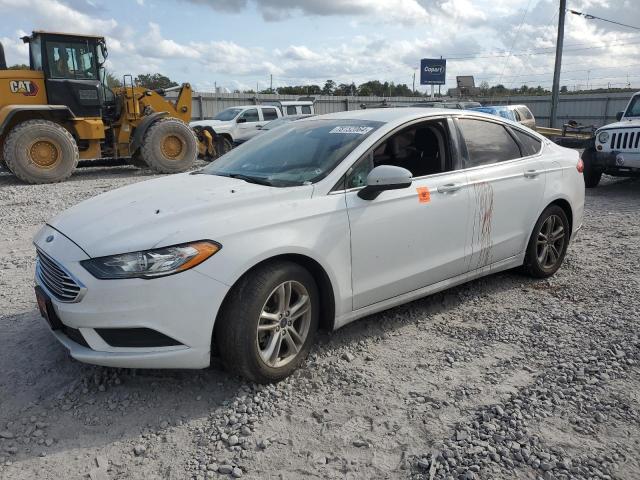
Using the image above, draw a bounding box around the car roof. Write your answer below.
[221,105,262,110]
[306,107,457,123]
[472,105,509,111]
[278,101,314,106]
[303,108,544,138]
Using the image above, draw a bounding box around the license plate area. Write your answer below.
[35,286,64,330]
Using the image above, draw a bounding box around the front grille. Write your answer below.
[36,250,83,302]
[609,130,640,151]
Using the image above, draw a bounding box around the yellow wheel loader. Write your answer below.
[0,31,221,184]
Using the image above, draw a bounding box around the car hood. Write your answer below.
[598,118,640,131]
[48,173,313,258]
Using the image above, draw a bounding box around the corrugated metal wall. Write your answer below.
[189,91,634,128]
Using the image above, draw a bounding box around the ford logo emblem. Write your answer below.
[45,235,54,243]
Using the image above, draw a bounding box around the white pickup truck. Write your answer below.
[190,101,315,147]
[191,105,282,146]
[582,92,640,187]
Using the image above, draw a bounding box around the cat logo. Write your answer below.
[9,80,39,97]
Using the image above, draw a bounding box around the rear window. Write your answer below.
[301,105,312,114]
[512,129,542,156]
[286,105,297,115]
[517,107,533,120]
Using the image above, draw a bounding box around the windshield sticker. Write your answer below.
[329,126,374,135]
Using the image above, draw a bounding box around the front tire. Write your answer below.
[582,147,602,188]
[3,120,79,184]
[522,205,570,278]
[215,261,319,383]
[140,118,197,173]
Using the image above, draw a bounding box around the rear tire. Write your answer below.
[215,135,233,159]
[129,152,149,169]
[3,120,78,184]
[140,118,197,173]
[582,147,602,188]
[215,261,319,383]
[522,205,570,278]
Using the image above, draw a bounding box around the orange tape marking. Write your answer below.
[416,187,431,203]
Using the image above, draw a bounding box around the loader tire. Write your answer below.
[130,152,149,169]
[140,118,197,173]
[215,135,233,159]
[3,120,79,184]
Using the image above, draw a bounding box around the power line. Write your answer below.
[569,9,640,31]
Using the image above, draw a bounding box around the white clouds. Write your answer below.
[0,0,118,35]
[0,32,29,66]
[1,0,639,92]
[140,23,200,59]
[180,0,430,24]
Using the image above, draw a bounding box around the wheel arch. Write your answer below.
[546,197,573,233]
[129,111,168,153]
[213,253,337,349]
[0,105,75,137]
[211,130,233,143]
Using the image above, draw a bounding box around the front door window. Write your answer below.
[46,41,97,80]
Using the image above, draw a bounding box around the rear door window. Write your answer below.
[301,105,312,114]
[458,118,522,167]
[262,108,278,121]
[286,105,297,115]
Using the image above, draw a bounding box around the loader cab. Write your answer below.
[23,31,104,118]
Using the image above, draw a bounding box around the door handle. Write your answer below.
[437,183,463,193]
[524,169,541,178]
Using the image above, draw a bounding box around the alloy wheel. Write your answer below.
[536,214,566,269]
[257,280,312,369]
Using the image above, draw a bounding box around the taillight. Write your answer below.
[576,158,584,173]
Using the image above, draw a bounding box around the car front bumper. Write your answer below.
[33,225,230,369]
[592,150,640,174]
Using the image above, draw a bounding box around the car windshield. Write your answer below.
[262,117,292,130]
[626,96,640,117]
[214,108,243,121]
[202,119,383,186]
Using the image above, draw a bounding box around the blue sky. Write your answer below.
[1,0,639,93]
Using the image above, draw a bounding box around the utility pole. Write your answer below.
[412,71,416,94]
[549,0,566,128]
[270,74,273,93]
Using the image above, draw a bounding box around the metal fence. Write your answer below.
[189,91,635,129]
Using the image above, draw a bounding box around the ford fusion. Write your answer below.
[33,109,585,382]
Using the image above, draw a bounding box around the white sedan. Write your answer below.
[33,109,585,382]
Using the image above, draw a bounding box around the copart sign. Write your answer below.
[9,80,39,96]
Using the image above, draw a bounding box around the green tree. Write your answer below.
[104,71,122,88]
[7,64,30,70]
[321,80,336,95]
[134,73,178,90]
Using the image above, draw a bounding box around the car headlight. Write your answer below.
[598,131,610,143]
[81,241,220,279]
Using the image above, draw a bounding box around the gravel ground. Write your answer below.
[0,164,638,480]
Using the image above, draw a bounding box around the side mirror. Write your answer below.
[616,111,624,121]
[237,117,247,124]
[358,165,412,200]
